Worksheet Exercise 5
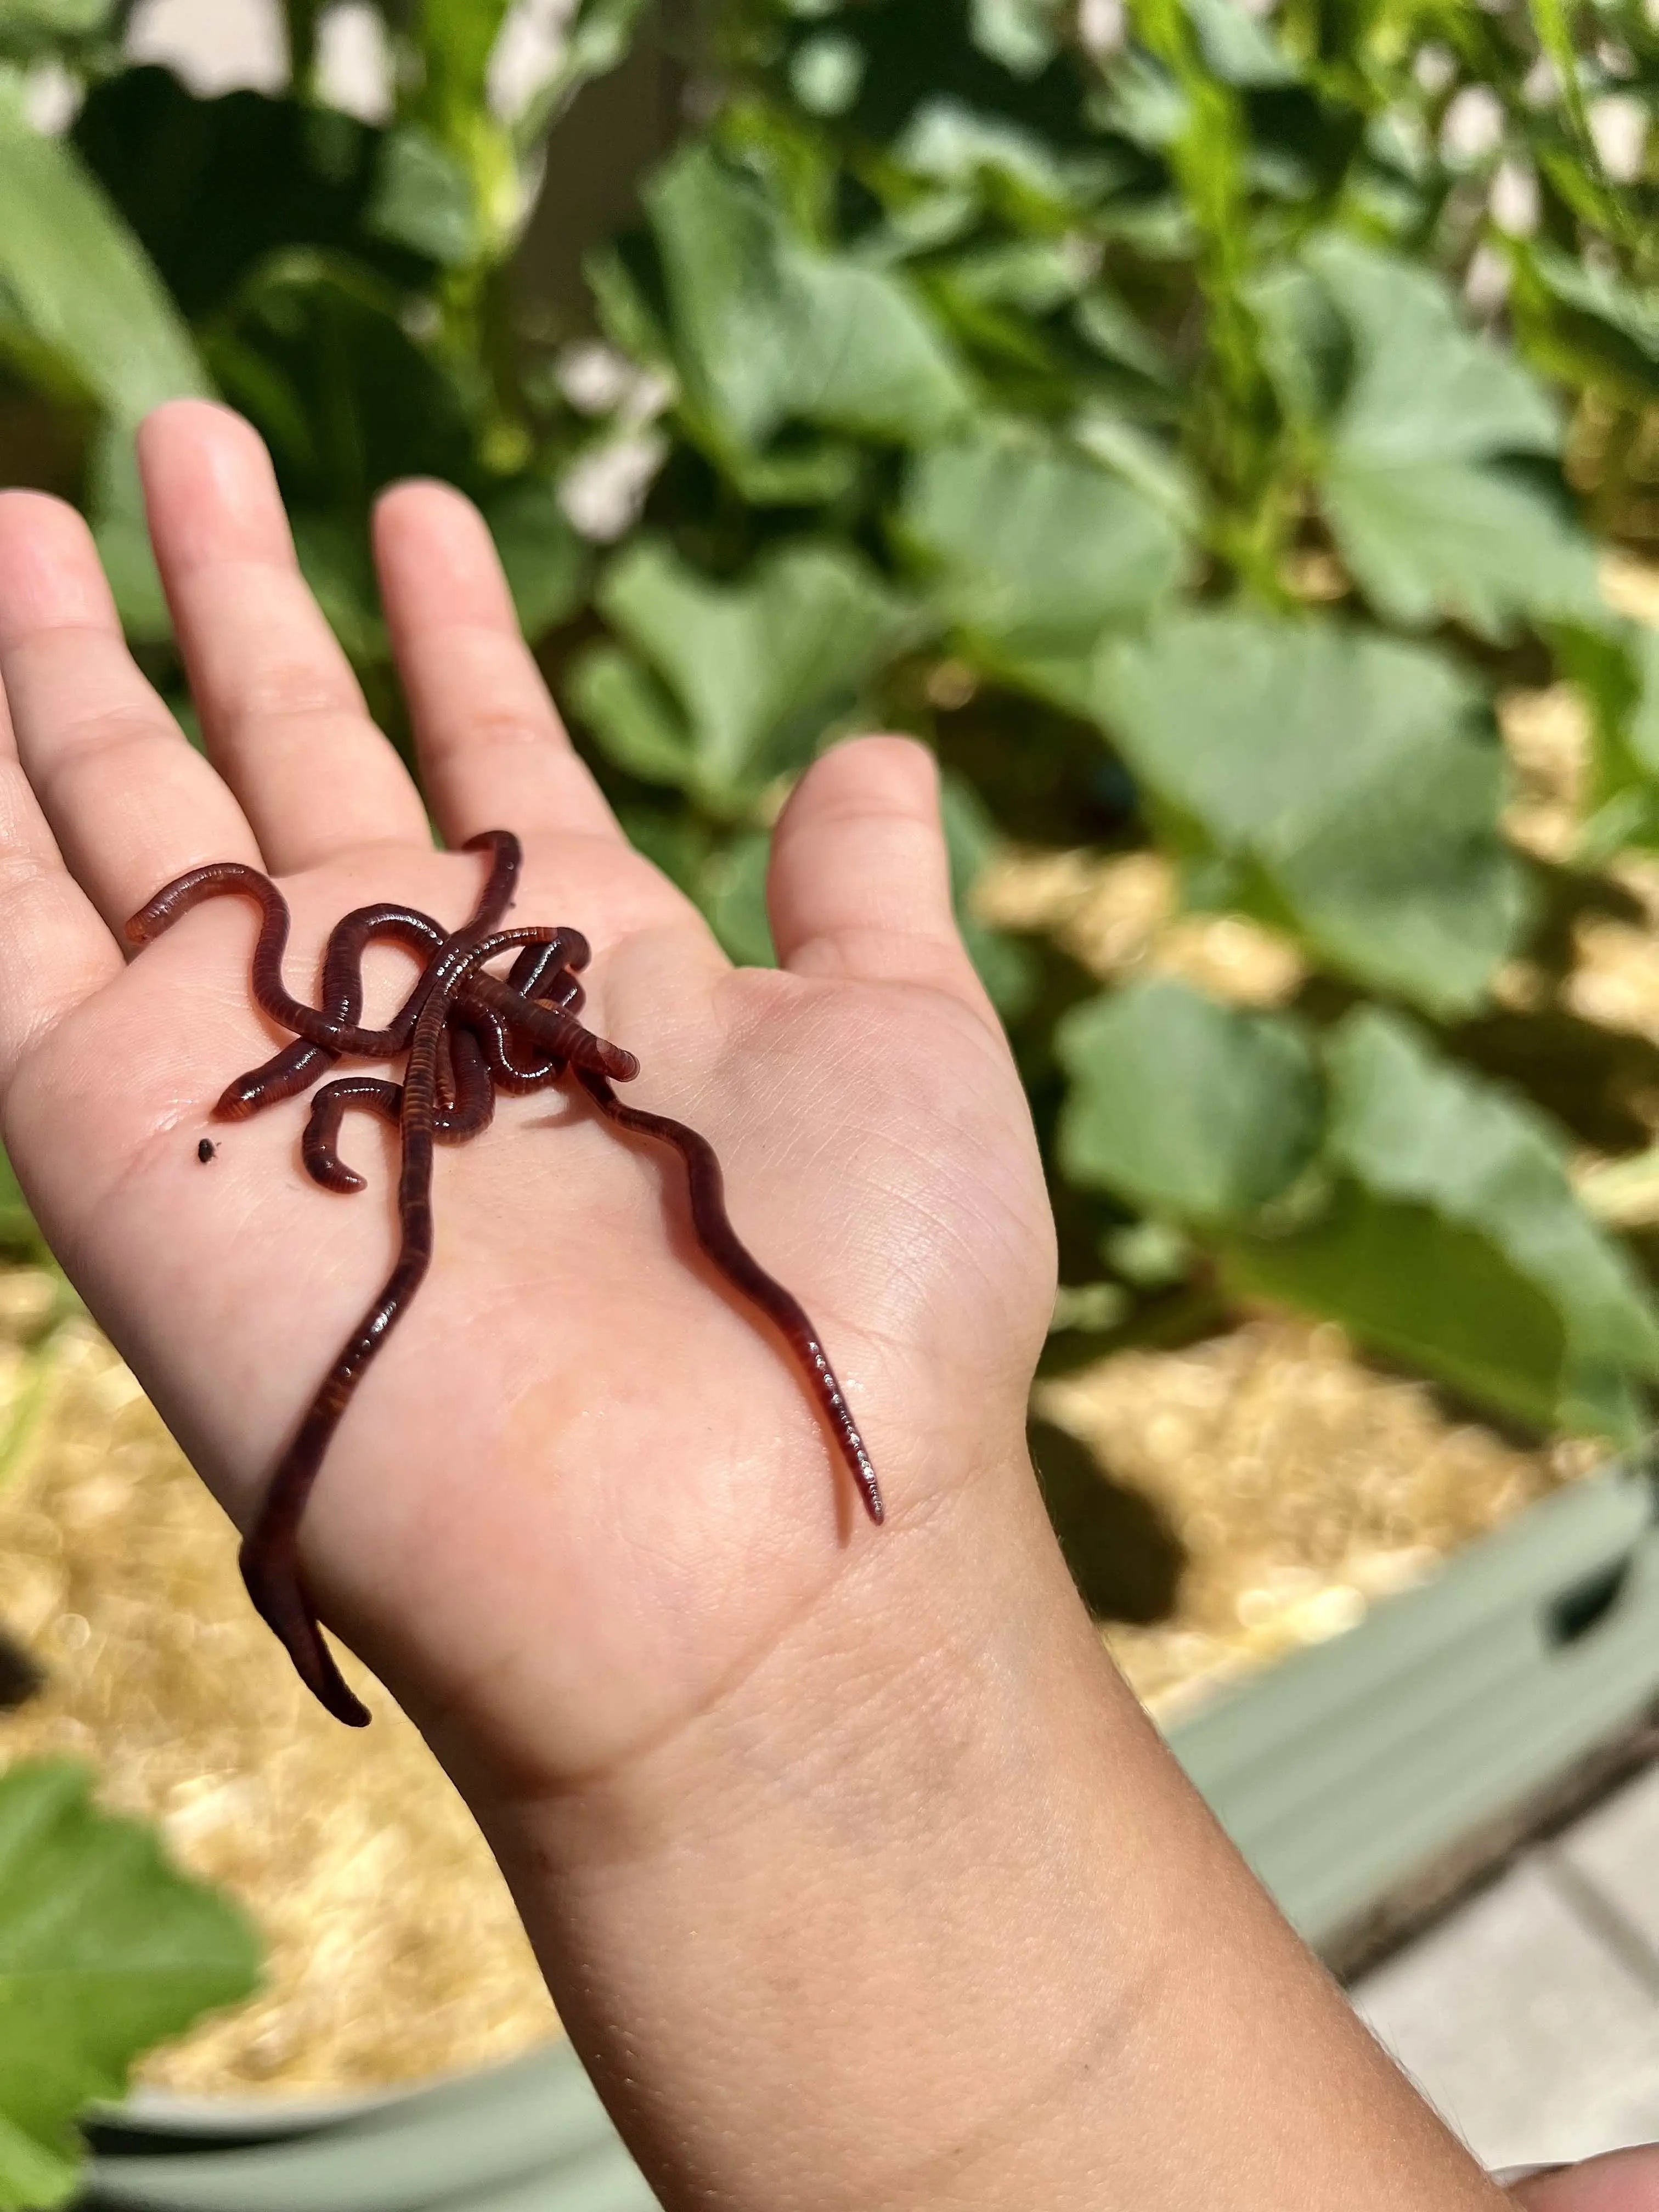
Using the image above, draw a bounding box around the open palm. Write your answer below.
[0,402,1054,1787]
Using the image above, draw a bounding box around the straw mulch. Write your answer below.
[0,1290,557,2097]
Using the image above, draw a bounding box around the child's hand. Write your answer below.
[0,399,1055,1786]
[0,402,1514,2212]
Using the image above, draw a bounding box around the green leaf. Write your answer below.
[1056,979,1323,1224]
[1553,621,1659,855]
[0,110,208,645]
[71,71,407,323]
[290,512,388,670]
[575,538,909,811]
[86,421,171,646]
[646,146,971,453]
[568,645,698,787]
[1226,1184,1573,1434]
[1306,236,1561,465]
[901,420,1188,663]
[1071,408,1200,532]
[968,0,1065,77]
[939,773,1038,1017]
[1185,0,1296,86]
[1513,244,1659,409]
[1082,613,1529,1017]
[0,0,110,62]
[0,1762,261,2211]
[416,0,515,110]
[204,252,479,509]
[699,830,776,966]
[1282,238,1601,639]
[481,479,588,642]
[366,126,478,268]
[1232,1012,1659,1439]
[894,98,1076,205]
[0,111,208,427]
[1324,457,1605,638]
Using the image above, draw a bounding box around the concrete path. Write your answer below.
[1352,1762,1659,2173]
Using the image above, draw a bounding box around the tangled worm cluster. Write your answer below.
[127,831,883,1729]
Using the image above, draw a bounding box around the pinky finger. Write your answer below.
[0,682,121,1096]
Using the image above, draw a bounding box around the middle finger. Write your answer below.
[139,400,431,872]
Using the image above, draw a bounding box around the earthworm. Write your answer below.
[575,1071,884,1526]
[239,923,585,1727]
[127,831,522,1066]
[128,835,883,1725]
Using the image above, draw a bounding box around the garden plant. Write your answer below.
[0,0,1655,2195]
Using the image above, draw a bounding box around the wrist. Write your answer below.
[454,1452,1505,2212]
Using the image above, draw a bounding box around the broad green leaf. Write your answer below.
[1226,1186,1572,1434]
[1250,260,1350,425]
[366,126,478,267]
[568,646,697,787]
[204,252,478,507]
[901,421,1188,662]
[1324,458,1604,636]
[1073,290,1178,390]
[0,111,208,426]
[1233,1011,1659,1440]
[1071,408,1200,531]
[1056,979,1323,1224]
[1085,613,1529,1016]
[0,110,207,644]
[577,538,909,811]
[1307,236,1561,465]
[940,238,1089,317]
[646,146,971,453]
[0,1762,260,2211]
[1284,238,1601,640]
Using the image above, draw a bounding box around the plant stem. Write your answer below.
[284,0,322,94]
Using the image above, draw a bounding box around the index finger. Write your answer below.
[0,490,263,935]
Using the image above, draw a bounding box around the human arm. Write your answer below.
[0,399,1519,2208]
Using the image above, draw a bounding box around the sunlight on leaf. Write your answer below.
[1086,613,1531,1015]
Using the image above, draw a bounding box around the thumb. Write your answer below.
[1500,2146,1659,2209]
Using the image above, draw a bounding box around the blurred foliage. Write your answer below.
[0,0,1656,1465]
[0,1762,260,2207]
